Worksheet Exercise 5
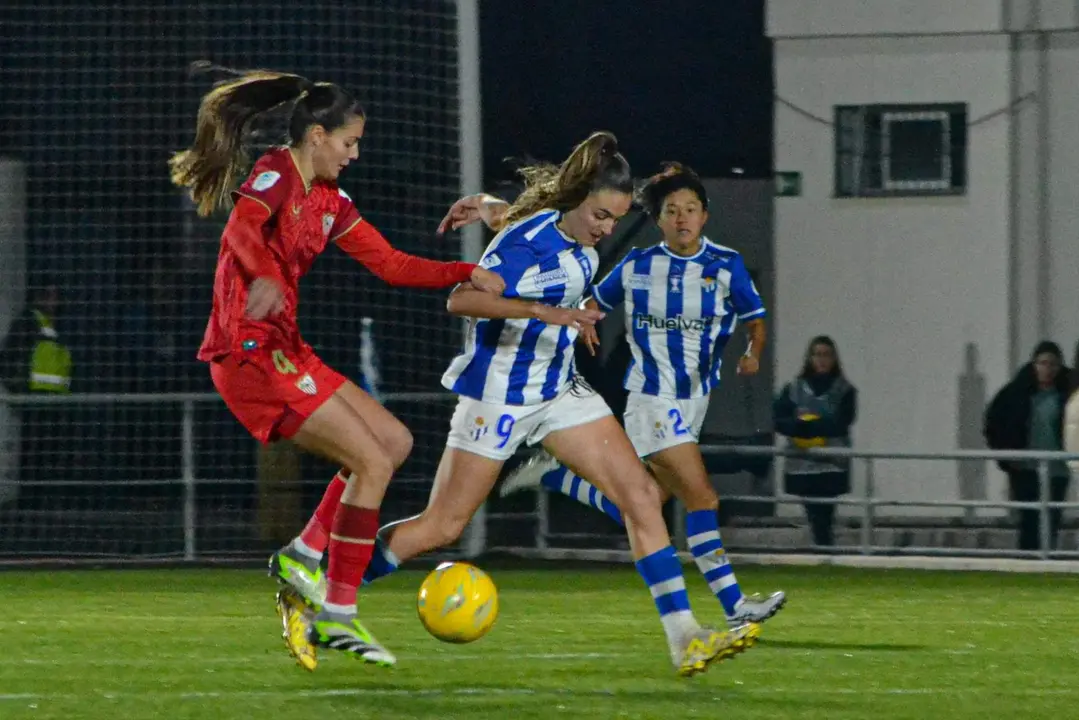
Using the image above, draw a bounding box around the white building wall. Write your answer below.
[772,31,1014,515]
[768,0,1006,38]
[1046,33,1079,360]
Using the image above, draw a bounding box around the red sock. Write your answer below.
[298,470,349,553]
[325,503,380,609]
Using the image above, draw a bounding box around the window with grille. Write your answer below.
[834,103,967,198]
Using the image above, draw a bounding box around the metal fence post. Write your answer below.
[461,503,486,559]
[860,457,875,555]
[536,488,549,551]
[672,498,687,552]
[1038,458,1051,560]
[181,400,196,561]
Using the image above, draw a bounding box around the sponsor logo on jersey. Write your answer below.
[533,267,569,288]
[702,277,718,292]
[634,313,707,332]
[480,253,502,269]
[291,204,302,216]
[295,373,318,395]
[251,171,281,191]
[322,214,335,237]
[626,274,652,290]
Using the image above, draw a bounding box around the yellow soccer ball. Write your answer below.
[417,561,499,644]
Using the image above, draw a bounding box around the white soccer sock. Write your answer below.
[290,537,323,562]
[661,610,699,658]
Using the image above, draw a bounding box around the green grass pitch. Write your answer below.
[1,564,1077,719]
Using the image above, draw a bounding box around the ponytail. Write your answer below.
[505,131,633,225]
[169,61,314,217]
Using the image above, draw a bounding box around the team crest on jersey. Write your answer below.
[251,171,281,191]
[322,214,335,237]
[295,374,318,395]
[470,416,488,441]
[668,275,683,294]
[653,421,666,441]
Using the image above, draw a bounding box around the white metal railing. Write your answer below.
[0,391,454,561]
[509,445,1079,562]
[694,445,1079,561]
[2,391,1077,562]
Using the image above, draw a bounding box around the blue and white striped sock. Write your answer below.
[361,535,400,586]
[541,466,624,526]
[634,545,697,648]
[686,509,744,616]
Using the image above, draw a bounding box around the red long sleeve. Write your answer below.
[224,198,287,289]
[336,219,476,288]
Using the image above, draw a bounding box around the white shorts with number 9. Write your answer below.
[446,382,613,461]
[623,392,711,458]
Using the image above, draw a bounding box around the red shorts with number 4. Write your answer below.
[210,345,348,444]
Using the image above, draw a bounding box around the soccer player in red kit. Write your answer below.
[169,62,504,668]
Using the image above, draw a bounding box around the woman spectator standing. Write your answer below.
[985,341,1072,552]
[773,336,857,548]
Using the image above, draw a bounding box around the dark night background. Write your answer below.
[0,2,772,541]
[481,0,772,183]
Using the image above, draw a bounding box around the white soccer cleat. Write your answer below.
[726,591,787,627]
[499,450,561,498]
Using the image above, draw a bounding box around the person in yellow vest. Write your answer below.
[0,285,71,394]
[0,284,72,502]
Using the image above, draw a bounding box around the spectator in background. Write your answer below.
[985,340,1072,552]
[773,336,857,548]
[0,283,73,505]
[0,283,71,394]
[1065,341,1079,491]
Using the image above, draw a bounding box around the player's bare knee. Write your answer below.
[386,425,414,469]
[346,452,395,488]
[641,478,663,506]
[617,478,665,527]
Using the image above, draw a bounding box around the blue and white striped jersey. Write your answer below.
[591,238,765,399]
[442,210,598,405]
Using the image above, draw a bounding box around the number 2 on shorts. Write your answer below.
[495,414,516,449]
[668,408,690,436]
[272,350,298,375]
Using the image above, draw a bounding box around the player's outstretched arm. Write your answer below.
[336,219,502,292]
[438,194,510,234]
[446,285,604,328]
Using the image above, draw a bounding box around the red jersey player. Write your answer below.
[169,62,503,669]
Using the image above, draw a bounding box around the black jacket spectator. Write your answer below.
[984,357,1071,472]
